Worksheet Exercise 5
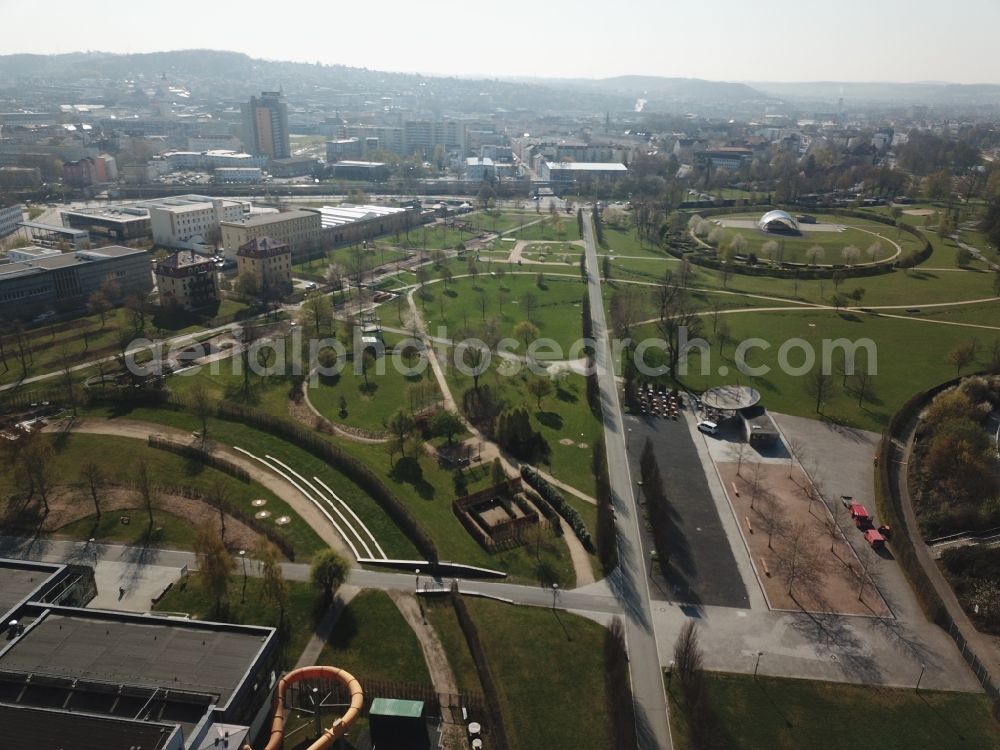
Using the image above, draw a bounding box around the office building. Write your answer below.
[236,236,292,296]
[241,91,290,159]
[268,156,319,178]
[539,161,628,184]
[326,137,363,162]
[0,245,151,317]
[214,166,263,184]
[152,150,266,174]
[220,209,322,261]
[149,195,249,250]
[0,203,23,239]
[0,558,279,750]
[315,203,420,247]
[154,250,219,309]
[329,160,390,182]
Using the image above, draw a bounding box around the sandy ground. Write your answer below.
[715,218,846,232]
[9,486,261,553]
[903,208,937,216]
[717,461,889,617]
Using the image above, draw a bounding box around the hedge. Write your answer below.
[168,393,439,563]
[147,435,251,482]
[520,465,594,552]
[451,590,511,750]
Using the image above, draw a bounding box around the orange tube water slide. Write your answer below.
[243,665,364,750]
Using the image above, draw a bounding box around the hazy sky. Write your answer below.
[1,0,997,84]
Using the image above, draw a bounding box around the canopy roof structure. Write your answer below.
[701,385,761,411]
[759,209,799,232]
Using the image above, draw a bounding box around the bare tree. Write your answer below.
[749,460,763,509]
[805,367,835,415]
[779,523,822,597]
[189,380,213,445]
[194,521,235,615]
[135,460,156,533]
[857,544,882,603]
[80,462,105,521]
[758,490,788,550]
[208,477,232,544]
[673,620,704,691]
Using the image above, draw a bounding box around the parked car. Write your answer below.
[697,420,718,436]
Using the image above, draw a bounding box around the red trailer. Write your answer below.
[864,529,887,550]
[848,503,873,529]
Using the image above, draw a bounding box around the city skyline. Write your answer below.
[2,0,998,85]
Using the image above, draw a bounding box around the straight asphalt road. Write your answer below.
[583,215,673,749]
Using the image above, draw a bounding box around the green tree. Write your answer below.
[514,320,540,350]
[310,548,350,604]
[947,341,977,374]
[431,410,464,446]
[193,522,235,615]
[527,375,554,409]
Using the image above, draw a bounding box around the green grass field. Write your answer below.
[307,353,440,432]
[465,598,612,750]
[155,572,318,667]
[420,272,588,355]
[4,433,328,560]
[693,212,923,265]
[667,671,1000,750]
[630,304,995,432]
[444,365,603,501]
[315,590,431,684]
[0,299,247,386]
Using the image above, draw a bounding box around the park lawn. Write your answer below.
[420,272,588,355]
[614,255,997,308]
[154,572,317,668]
[20,433,328,560]
[422,597,479,694]
[515,215,581,243]
[632,305,995,432]
[315,589,431,684]
[470,210,541,236]
[55,507,201,548]
[667,671,1000,750]
[76,405,421,561]
[444,365,603,502]
[912,300,1000,328]
[332,437,576,586]
[307,354,440,432]
[465,598,612,750]
[408,223,481,251]
[601,223,674,260]
[0,300,248,387]
[169,355,295,416]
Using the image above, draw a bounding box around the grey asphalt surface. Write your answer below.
[583,216,673,750]
[627,413,750,609]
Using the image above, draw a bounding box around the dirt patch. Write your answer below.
[717,462,889,617]
[903,208,937,216]
[11,486,262,552]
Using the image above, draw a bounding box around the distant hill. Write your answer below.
[749,80,1000,107]
[521,74,773,109]
[0,50,634,115]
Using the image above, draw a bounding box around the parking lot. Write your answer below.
[626,413,750,609]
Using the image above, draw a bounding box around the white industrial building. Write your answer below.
[148,195,251,250]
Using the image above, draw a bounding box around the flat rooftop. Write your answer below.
[0,703,180,750]
[0,561,60,621]
[221,209,318,228]
[0,245,147,281]
[0,612,270,705]
[545,161,628,171]
[316,203,406,228]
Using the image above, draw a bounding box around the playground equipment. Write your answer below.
[243,665,364,750]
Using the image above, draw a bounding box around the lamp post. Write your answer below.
[551,582,559,610]
[415,567,421,593]
[239,550,247,604]
[627,427,632,451]
[916,663,926,692]
[754,651,763,680]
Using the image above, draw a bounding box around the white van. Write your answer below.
[697,420,718,436]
